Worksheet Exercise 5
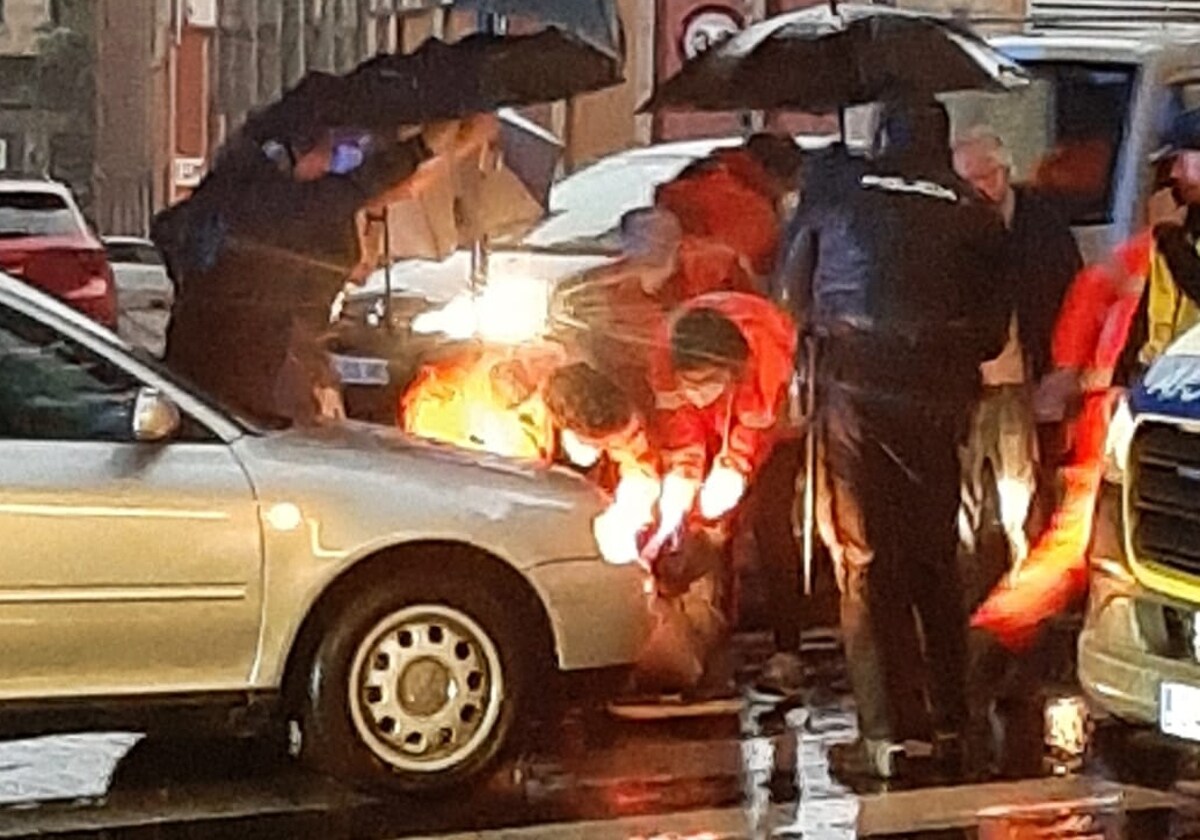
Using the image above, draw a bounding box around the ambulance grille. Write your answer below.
[1131,422,1200,577]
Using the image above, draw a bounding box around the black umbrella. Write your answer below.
[369,109,565,263]
[454,0,621,57]
[645,4,1027,114]
[241,27,622,147]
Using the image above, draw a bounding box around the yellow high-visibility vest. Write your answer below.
[1142,237,1200,365]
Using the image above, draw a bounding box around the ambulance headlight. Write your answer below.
[1103,394,1135,485]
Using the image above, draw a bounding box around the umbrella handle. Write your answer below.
[481,142,502,174]
[801,335,819,597]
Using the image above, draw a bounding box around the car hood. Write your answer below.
[233,421,606,567]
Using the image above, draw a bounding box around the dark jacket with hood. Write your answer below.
[157,135,429,423]
[773,105,1011,401]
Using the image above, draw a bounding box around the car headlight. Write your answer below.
[1102,393,1135,485]
[412,275,552,344]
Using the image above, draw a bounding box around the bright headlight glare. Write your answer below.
[411,274,552,344]
[1103,395,1134,484]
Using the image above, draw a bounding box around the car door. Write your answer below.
[0,300,263,700]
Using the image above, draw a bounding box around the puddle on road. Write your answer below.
[0,732,141,808]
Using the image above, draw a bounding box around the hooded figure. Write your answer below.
[649,291,796,522]
[774,99,1011,778]
[159,130,431,425]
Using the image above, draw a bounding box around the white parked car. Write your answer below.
[103,236,175,358]
[0,273,652,791]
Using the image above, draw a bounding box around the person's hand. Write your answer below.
[698,464,747,521]
[419,115,500,162]
[614,472,661,524]
[640,472,698,565]
[1033,368,1082,424]
[1149,187,1187,228]
[314,385,346,421]
[593,505,641,566]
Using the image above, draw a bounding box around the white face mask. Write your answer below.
[684,380,727,409]
[561,429,601,468]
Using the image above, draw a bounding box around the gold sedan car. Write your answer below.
[0,274,653,792]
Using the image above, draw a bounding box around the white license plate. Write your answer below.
[332,355,390,386]
[1160,681,1200,741]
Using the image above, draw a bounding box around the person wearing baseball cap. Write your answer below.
[1142,106,1200,364]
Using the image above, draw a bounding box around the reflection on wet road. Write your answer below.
[0,634,1195,838]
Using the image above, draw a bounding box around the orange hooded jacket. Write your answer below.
[650,292,796,481]
[656,153,781,277]
[1052,230,1152,385]
[973,231,1152,650]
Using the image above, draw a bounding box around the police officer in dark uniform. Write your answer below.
[774,101,1011,778]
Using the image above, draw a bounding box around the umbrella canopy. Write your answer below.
[454,0,622,57]
[241,28,622,148]
[371,109,566,263]
[645,4,1027,114]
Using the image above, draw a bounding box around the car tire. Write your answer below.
[297,565,534,793]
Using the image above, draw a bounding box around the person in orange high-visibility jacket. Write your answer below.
[557,209,756,414]
[973,231,1152,651]
[649,290,803,692]
[650,292,796,507]
[656,137,803,279]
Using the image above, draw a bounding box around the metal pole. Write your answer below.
[467,10,505,293]
[380,207,393,332]
[470,237,489,294]
[801,334,818,596]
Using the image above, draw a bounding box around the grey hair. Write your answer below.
[952,125,1015,171]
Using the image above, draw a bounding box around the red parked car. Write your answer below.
[0,179,117,329]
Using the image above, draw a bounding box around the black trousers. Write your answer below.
[738,435,807,653]
[816,385,972,742]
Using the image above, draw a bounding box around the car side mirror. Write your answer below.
[133,387,180,443]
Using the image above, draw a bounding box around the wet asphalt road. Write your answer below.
[1,634,1199,839]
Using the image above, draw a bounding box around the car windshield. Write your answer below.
[944,60,1137,225]
[0,192,83,238]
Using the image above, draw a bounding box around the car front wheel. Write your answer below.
[297,571,528,792]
